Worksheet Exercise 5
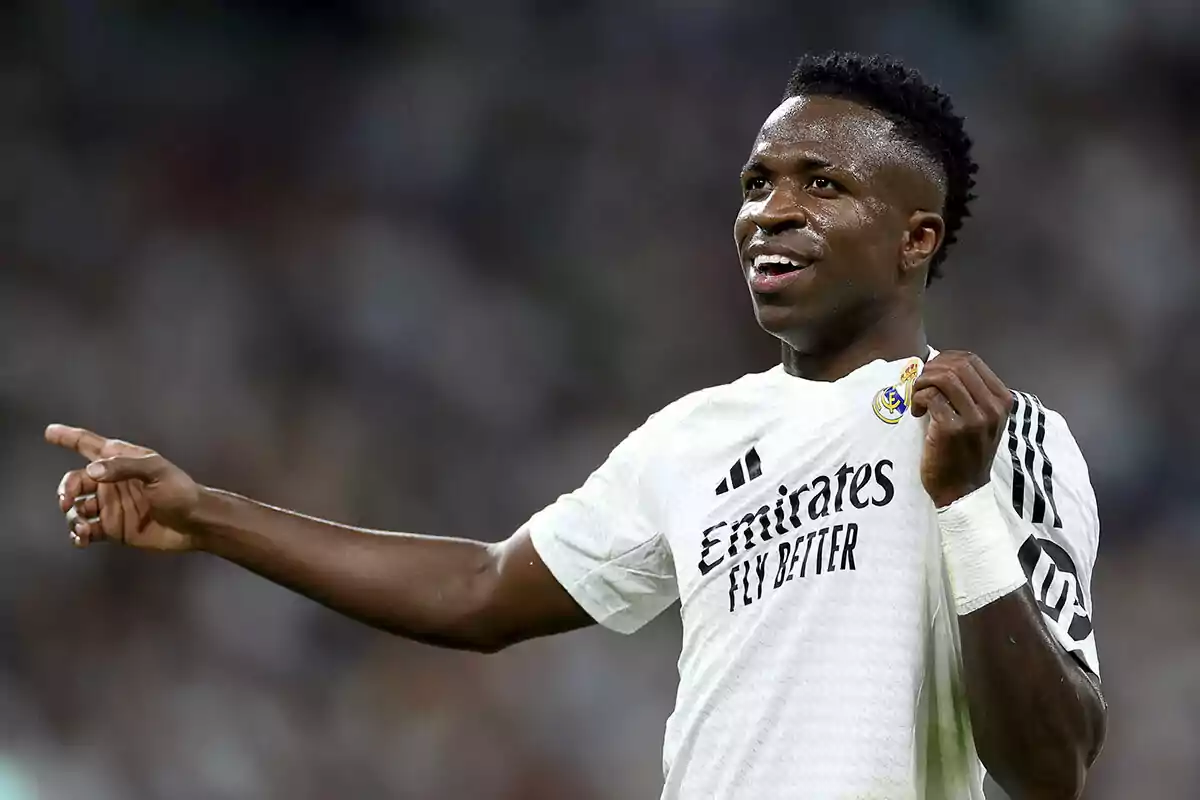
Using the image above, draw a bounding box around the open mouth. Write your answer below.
[751,254,807,276]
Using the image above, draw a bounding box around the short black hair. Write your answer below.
[783,52,977,282]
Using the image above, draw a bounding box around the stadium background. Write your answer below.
[4,2,1198,798]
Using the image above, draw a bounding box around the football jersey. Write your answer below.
[525,351,1100,800]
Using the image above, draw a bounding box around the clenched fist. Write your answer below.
[910,351,1012,509]
[46,424,201,551]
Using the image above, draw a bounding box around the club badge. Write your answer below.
[872,359,921,424]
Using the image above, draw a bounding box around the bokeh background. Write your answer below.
[4,1,1199,798]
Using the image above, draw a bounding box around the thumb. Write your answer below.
[87,454,169,483]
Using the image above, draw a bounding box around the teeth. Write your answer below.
[753,254,803,269]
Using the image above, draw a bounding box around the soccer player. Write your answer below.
[48,53,1106,799]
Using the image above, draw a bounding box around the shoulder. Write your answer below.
[609,371,787,489]
[997,390,1091,483]
[993,390,1098,541]
[639,367,782,434]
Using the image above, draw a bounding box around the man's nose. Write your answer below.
[748,183,809,234]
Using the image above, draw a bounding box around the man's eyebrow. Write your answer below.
[740,154,835,177]
[739,159,764,176]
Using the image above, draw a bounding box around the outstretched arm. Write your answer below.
[48,424,593,654]
[912,354,1106,800]
[190,491,592,652]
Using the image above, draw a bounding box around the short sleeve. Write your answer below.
[523,414,678,634]
[991,391,1101,678]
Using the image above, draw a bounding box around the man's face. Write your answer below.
[733,95,937,349]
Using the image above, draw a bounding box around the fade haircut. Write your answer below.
[784,52,978,283]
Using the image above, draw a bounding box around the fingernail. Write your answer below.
[86,463,105,479]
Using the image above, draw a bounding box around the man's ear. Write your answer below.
[902,211,945,278]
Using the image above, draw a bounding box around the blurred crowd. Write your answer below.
[3,1,1199,798]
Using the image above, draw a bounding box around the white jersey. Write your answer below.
[525,352,1100,800]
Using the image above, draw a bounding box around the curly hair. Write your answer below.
[784,52,977,283]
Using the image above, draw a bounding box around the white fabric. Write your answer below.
[525,351,1101,799]
[937,485,1027,615]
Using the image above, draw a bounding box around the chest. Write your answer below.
[661,396,938,614]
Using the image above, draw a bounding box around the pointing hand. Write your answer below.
[46,424,201,551]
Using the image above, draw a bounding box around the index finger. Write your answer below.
[45,424,109,460]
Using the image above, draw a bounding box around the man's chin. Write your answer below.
[752,300,806,336]
[751,299,840,354]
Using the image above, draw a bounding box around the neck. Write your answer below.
[780,307,928,382]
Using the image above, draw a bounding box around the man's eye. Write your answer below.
[743,176,768,194]
[808,177,839,193]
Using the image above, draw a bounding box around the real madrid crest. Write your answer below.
[872,359,921,424]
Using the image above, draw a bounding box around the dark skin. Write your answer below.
[734,96,944,380]
[49,94,1104,796]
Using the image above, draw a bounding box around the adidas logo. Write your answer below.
[715,447,762,496]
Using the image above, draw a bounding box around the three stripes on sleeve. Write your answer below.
[1006,391,1061,529]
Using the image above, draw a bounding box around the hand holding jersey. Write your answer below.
[912,351,1100,674]
[911,352,1030,616]
[912,351,1014,510]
